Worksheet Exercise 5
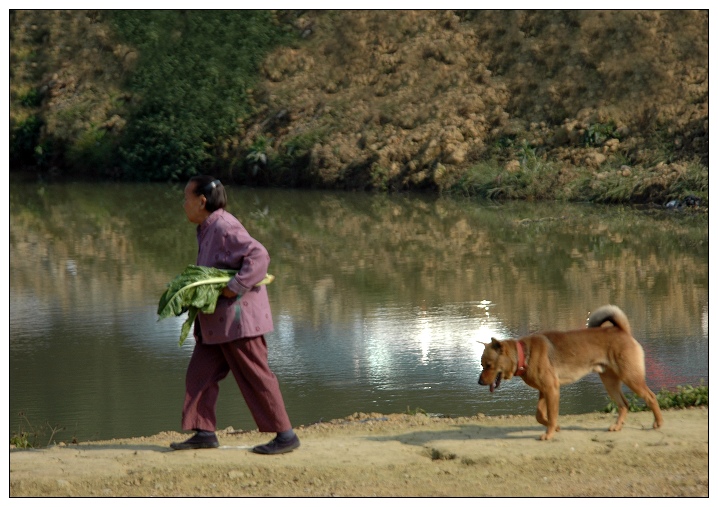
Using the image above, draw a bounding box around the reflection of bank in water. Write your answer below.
[644,354,699,391]
[8,182,708,441]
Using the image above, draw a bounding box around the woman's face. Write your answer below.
[183,182,209,224]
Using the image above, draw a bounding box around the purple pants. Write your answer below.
[180,335,292,433]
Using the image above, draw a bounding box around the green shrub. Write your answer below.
[10,412,66,449]
[10,116,44,166]
[655,382,708,409]
[108,10,296,181]
[66,127,118,175]
[584,121,618,147]
[451,143,561,200]
[10,432,32,449]
[604,382,707,413]
[19,88,43,108]
[264,128,329,185]
[450,161,503,198]
[666,159,709,203]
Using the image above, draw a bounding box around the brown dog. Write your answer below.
[478,305,663,440]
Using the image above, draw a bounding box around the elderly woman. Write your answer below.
[170,175,299,454]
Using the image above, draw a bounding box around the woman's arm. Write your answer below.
[224,231,271,297]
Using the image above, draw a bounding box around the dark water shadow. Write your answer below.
[11,443,173,453]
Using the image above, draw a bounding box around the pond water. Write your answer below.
[9,179,708,442]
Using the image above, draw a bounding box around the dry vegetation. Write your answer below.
[242,10,707,196]
[9,10,708,202]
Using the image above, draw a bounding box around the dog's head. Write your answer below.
[478,337,516,392]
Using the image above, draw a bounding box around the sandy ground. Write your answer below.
[9,407,708,498]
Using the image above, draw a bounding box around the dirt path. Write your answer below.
[10,408,708,497]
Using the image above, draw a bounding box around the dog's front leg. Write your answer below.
[540,383,561,440]
[535,392,549,427]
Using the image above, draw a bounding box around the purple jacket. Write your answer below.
[193,209,274,344]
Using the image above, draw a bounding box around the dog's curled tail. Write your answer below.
[587,305,631,335]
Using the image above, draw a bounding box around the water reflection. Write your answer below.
[9,180,708,441]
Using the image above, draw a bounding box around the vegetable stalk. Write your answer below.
[157,265,273,346]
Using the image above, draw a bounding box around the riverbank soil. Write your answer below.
[9,11,708,201]
[10,407,707,497]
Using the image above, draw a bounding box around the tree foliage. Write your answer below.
[109,10,295,180]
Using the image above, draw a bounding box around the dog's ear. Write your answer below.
[498,340,512,354]
[490,337,502,350]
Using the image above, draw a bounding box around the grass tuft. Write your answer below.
[604,382,707,413]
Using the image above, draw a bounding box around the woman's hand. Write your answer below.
[222,287,238,299]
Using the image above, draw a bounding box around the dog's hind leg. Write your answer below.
[599,370,629,431]
[618,343,664,430]
[622,376,664,430]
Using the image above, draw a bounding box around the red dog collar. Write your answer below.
[515,340,527,376]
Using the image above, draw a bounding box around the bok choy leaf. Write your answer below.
[157,265,274,346]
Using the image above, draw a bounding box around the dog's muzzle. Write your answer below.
[478,372,502,392]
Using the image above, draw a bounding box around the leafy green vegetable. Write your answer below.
[157,265,274,346]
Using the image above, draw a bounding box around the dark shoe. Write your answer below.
[170,432,219,450]
[252,434,300,455]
